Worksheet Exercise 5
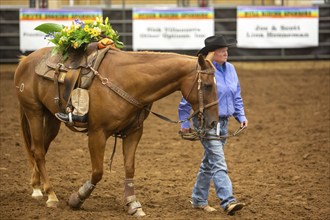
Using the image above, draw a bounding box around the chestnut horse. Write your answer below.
[14,47,218,216]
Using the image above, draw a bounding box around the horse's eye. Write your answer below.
[203,84,213,91]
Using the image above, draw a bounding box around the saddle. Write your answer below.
[36,42,110,88]
[35,42,111,112]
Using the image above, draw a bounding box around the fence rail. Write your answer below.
[3,0,325,8]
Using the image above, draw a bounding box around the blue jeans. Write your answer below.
[192,117,236,210]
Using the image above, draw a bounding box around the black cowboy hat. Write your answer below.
[197,35,237,56]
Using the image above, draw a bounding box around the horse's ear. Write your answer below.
[198,54,207,69]
[205,52,214,62]
[198,53,215,71]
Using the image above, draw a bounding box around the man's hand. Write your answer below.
[240,120,248,128]
[180,128,191,133]
[179,128,199,141]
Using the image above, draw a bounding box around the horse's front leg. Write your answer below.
[122,127,146,217]
[68,130,106,209]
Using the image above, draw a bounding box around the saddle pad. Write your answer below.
[35,50,67,82]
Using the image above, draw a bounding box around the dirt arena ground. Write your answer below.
[0,60,329,220]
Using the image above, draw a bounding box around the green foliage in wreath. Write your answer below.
[35,17,124,60]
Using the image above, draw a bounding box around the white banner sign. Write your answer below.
[237,6,319,48]
[133,8,214,50]
[19,9,102,52]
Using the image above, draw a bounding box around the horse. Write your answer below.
[14,47,219,216]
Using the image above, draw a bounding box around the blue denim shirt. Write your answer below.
[178,61,247,129]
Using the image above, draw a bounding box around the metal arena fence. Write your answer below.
[0,0,329,63]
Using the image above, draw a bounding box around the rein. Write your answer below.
[91,66,145,109]
[146,100,218,125]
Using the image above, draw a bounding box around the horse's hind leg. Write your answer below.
[122,127,146,217]
[42,111,61,206]
[22,109,61,207]
[25,112,61,200]
[21,108,43,199]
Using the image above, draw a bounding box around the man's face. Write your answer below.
[213,47,228,64]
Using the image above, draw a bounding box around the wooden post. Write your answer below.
[29,0,36,8]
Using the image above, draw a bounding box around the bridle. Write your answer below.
[179,63,245,141]
[182,65,218,136]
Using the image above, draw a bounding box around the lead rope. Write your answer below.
[180,126,246,141]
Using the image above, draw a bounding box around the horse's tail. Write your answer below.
[19,105,34,164]
[19,55,27,63]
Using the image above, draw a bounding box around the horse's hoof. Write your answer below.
[31,188,43,199]
[133,208,146,217]
[46,199,59,208]
[68,192,83,209]
[127,200,146,217]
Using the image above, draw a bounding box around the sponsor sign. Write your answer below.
[19,9,102,51]
[237,6,319,48]
[133,8,214,50]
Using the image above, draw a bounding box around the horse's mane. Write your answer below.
[122,50,196,60]
[105,49,198,75]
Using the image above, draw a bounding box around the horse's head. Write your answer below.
[182,53,219,133]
